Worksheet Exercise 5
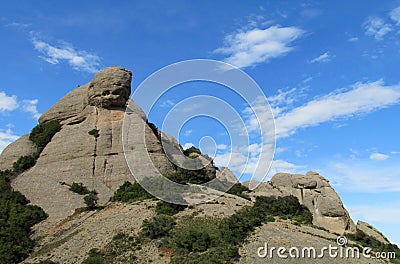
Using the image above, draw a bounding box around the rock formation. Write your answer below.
[248,171,356,234]
[1,66,175,227]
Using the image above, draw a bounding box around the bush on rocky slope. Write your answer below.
[0,170,47,263]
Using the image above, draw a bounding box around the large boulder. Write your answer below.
[88,66,131,108]
[252,171,355,234]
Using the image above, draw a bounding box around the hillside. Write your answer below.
[0,66,398,264]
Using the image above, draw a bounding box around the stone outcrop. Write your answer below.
[356,221,390,244]
[0,134,37,171]
[2,66,175,228]
[249,171,356,234]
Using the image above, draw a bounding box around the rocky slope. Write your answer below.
[0,66,396,264]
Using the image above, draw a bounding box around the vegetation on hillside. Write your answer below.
[166,167,212,185]
[110,181,154,203]
[84,194,313,263]
[69,182,91,195]
[347,229,400,263]
[183,146,201,157]
[11,120,62,174]
[29,120,62,154]
[0,170,47,263]
[155,200,187,216]
[84,191,99,211]
[12,155,36,173]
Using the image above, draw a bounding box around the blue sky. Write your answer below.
[1,1,400,245]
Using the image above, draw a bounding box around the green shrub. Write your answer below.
[347,229,400,263]
[11,120,62,174]
[167,217,221,254]
[0,170,47,263]
[166,167,211,185]
[165,195,313,263]
[183,146,201,157]
[110,181,154,203]
[253,195,313,224]
[83,233,138,264]
[227,183,251,200]
[69,182,90,195]
[141,215,176,239]
[82,248,107,264]
[12,155,36,173]
[88,129,99,138]
[84,191,98,210]
[29,120,61,153]
[155,201,187,216]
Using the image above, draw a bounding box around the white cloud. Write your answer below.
[183,129,192,137]
[310,52,332,63]
[348,37,359,42]
[349,204,400,224]
[390,6,400,25]
[160,99,175,108]
[0,92,18,112]
[268,159,305,176]
[274,80,400,138]
[364,17,393,40]
[32,38,101,73]
[216,144,228,150]
[302,77,313,83]
[326,161,400,192]
[215,25,304,68]
[22,99,41,120]
[0,126,19,153]
[182,142,194,149]
[370,152,389,161]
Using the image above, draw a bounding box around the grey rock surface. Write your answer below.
[0,134,37,171]
[6,66,175,230]
[251,172,355,234]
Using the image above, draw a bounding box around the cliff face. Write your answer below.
[247,172,355,234]
[1,66,175,227]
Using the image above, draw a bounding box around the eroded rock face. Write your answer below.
[0,134,37,171]
[357,221,390,244]
[88,66,131,108]
[2,66,175,229]
[253,171,355,234]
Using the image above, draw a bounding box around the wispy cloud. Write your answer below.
[22,99,41,120]
[364,17,393,40]
[214,25,304,68]
[160,99,175,108]
[390,6,400,26]
[216,144,228,150]
[370,152,389,161]
[310,52,332,63]
[274,80,400,138]
[0,92,18,112]
[183,129,193,137]
[326,161,400,193]
[348,36,359,42]
[0,126,19,153]
[349,204,400,225]
[6,21,31,28]
[31,37,101,73]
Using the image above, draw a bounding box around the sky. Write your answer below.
[1,0,400,245]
